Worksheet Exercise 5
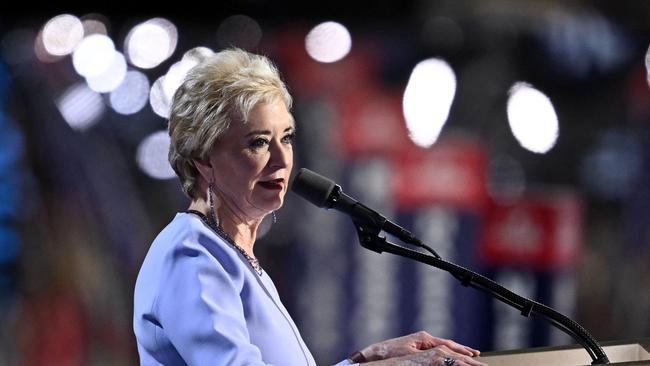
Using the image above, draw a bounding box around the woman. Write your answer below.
[133,48,487,366]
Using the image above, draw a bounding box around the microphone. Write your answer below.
[291,168,422,247]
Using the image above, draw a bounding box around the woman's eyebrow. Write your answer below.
[246,130,272,137]
[245,127,295,137]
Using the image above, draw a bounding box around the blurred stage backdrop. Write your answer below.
[1,1,650,365]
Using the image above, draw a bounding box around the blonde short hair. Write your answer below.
[168,48,293,199]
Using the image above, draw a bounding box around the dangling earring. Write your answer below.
[208,183,219,228]
[272,211,277,224]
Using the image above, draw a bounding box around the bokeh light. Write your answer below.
[34,29,62,63]
[305,21,352,63]
[72,34,116,77]
[149,75,169,118]
[42,14,84,56]
[86,51,127,93]
[216,15,262,49]
[81,17,108,36]
[57,82,105,131]
[136,131,176,179]
[402,58,457,148]
[149,55,204,118]
[109,70,150,115]
[162,60,197,102]
[181,46,214,64]
[125,18,178,69]
[507,82,559,154]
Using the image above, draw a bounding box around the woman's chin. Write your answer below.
[253,197,284,215]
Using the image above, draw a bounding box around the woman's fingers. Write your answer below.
[433,337,481,357]
[436,352,487,366]
[433,345,487,366]
[364,345,488,366]
[356,332,484,365]
[408,331,481,357]
[400,345,486,366]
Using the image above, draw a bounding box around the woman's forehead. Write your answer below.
[246,100,294,128]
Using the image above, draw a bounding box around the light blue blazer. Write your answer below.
[133,212,319,366]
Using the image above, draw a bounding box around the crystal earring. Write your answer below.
[272,211,277,224]
[208,183,219,228]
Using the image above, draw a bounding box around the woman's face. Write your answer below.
[208,98,295,221]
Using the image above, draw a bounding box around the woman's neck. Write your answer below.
[187,199,261,256]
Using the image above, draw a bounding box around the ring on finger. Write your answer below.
[443,357,455,366]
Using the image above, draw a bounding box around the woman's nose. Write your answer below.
[269,139,291,168]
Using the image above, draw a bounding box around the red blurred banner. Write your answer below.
[335,88,412,159]
[391,140,488,211]
[478,190,583,270]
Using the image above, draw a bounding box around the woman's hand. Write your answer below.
[356,331,481,361]
[362,345,487,366]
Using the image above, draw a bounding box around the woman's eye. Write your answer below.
[282,133,296,144]
[250,138,269,149]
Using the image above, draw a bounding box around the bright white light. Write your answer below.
[163,59,198,101]
[57,82,105,130]
[136,131,176,179]
[125,18,178,69]
[110,71,150,115]
[402,58,457,148]
[507,82,559,154]
[149,58,200,118]
[72,34,116,77]
[217,15,262,49]
[34,30,62,63]
[42,14,84,56]
[149,75,170,118]
[86,51,127,93]
[305,21,352,63]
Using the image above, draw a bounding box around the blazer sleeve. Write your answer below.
[154,238,273,366]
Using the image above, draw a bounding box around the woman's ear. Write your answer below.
[193,157,213,184]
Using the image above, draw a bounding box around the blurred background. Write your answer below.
[1,0,650,364]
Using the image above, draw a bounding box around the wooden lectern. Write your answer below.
[475,339,650,365]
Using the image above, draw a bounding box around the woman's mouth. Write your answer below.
[258,178,284,190]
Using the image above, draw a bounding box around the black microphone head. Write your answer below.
[291,168,338,208]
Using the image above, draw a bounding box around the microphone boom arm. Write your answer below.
[289,167,608,364]
[351,218,610,365]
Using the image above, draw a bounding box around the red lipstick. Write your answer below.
[258,178,284,190]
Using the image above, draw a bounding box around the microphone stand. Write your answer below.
[351,220,610,365]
